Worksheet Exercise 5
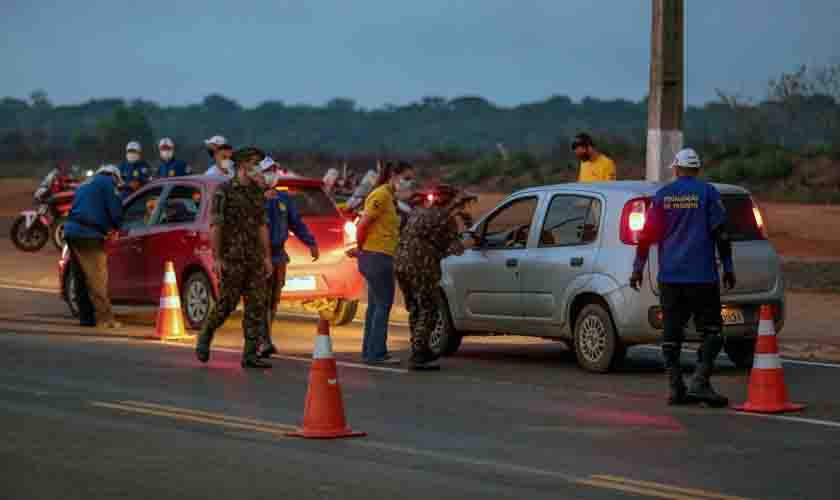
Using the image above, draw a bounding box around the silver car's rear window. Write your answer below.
[722,195,764,241]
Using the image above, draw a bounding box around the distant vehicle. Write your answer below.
[432,181,784,372]
[59,175,363,329]
[10,173,84,252]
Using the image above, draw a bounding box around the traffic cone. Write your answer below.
[153,261,191,340]
[287,319,365,439]
[733,305,805,414]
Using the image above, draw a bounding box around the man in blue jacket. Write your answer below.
[64,165,124,328]
[630,148,736,407]
[119,141,151,199]
[156,138,192,178]
[258,156,319,357]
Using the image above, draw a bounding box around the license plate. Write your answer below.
[285,276,317,292]
[721,307,745,325]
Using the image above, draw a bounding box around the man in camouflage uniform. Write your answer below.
[395,185,476,370]
[196,147,274,369]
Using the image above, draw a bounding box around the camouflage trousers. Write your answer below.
[395,270,440,361]
[204,259,269,342]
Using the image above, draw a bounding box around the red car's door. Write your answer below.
[108,187,164,300]
[142,183,206,300]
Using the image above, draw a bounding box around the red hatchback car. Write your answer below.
[59,175,364,329]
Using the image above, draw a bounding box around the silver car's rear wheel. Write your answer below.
[429,292,463,357]
[573,303,624,373]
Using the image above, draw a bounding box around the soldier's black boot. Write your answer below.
[242,339,272,369]
[663,343,690,405]
[688,334,729,408]
[196,324,215,363]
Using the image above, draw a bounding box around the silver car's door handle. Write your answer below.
[570,257,584,267]
[505,258,518,268]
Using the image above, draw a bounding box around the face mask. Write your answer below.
[160,150,174,161]
[126,153,140,163]
[263,172,278,188]
[397,178,415,191]
[220,159,234,171]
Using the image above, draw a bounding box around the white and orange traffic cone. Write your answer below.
[733,305,805,414]
[287,319,365,439]
[153,261,191,340]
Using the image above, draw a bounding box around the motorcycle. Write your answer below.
[10,173,83,252]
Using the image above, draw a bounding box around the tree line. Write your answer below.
[1,64,838,177]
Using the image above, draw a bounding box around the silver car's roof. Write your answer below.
[514,180,751,198]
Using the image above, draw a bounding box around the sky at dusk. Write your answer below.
[2,1,838,108]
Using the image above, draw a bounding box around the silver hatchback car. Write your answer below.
[432,181,785,373]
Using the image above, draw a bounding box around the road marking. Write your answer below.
[159,341,409,374]
[91,399,748,499]
[90,401,295,437]
[637,345,840,369]
[732,411,840,429]
[580,475,748,500]
[120,400,297,430]
[0,283,58,294]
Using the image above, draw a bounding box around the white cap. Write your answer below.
[259,156,277,172]
[126,141,142,152]
[96,164,124,186]
[204,135,228,147]
[158,137,175,149]
[672,148,701,168]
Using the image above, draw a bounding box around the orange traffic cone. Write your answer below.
[287,319,365,439]
[153,261,191,340]
[733,305,805,414]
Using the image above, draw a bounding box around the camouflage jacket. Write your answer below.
[394,205,465,280]
[211,176,268,263]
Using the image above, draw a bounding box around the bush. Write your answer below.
[706,151,794,183]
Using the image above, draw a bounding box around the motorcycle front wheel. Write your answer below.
[10,215,49,252]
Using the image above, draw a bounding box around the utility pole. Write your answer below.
[646,0,684,181]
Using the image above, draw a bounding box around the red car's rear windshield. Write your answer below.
[283,186,339,217]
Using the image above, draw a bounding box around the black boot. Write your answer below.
[688,334,729,408]
[662,343,690,405]
[409,348,441,371]
[196,324,214,363]
[242,339,272,369]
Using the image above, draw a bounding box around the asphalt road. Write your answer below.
[2,285,840,500]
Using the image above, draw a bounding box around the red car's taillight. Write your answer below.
[751,197,768,240]
[620,197,651,245]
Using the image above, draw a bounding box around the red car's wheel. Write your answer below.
[182,271,215,330]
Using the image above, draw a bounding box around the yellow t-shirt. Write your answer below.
[578,154,617,183]
[361,184,400,256]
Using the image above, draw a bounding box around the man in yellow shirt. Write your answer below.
[572,133,617,183]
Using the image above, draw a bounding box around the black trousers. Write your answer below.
[68,247,95,326]
[660,282,722,345]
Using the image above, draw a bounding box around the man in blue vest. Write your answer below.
[258,156,319,357]
[630,148,736,407]
[156,138,192,178]
[119,141,151,199]
[64,165,124,328]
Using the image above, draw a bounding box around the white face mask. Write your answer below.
[220,159,234,171]
[126,152,140,163]
[263,172,278,188]
[160,150,174,161]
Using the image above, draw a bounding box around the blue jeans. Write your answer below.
[358,251,395,361]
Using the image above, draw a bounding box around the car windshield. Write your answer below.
[721,195,763,241]
[282,185,338,217]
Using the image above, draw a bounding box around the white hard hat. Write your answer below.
[259,156,277,172]
[672,148,702,169]
[158,137,175,149]
[126,141,142,152]
[204,135,228,147]
[96,164,124,186]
